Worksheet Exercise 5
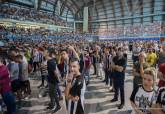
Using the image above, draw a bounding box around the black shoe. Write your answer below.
[86,81,90,85]
[109,89,115,93]
[52,106,62,113]
[118,103,124,109]
[46,105,54,110]
[102,80,106,82]
[110,98,118,102]
[38,84,44,88]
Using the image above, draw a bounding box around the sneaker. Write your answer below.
[52,106,62,113]
[38,94,42,98]
[24,95,30,100]
[109,86,113,90]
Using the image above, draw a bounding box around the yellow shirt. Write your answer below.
[146,52,157,67]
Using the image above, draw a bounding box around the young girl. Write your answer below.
[130,68,156,114]
[38,57,48,88]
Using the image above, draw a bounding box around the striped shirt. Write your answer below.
[67,75,86,114]
[40,61,48,76]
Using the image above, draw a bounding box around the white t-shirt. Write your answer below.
[130,85,155,114]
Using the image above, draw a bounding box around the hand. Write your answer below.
[67,73,73,82]
[72,96,79,102]
[158,71,165,81]
[138,111,145,114]
[162,74,165,81]
[111,64,116,69]
[116,66,123,72]
[68,46,75,51]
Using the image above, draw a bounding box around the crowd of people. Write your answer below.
[0,36,165,114]
[98,22,162,37]
[0,5,72,27]
[0,25,88,42]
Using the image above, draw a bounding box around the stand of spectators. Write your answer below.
[0,5,72,27]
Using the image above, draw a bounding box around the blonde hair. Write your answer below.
[144,67,157,88]
[138,52,146,58]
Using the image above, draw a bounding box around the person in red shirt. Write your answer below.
[82,50,91,85]
[0,56,16,114]
[158,63,165,87]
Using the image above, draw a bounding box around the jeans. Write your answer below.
[113,72,125,104]
[1,91,16,114]
[48,83,60,107]
[57,84,62,97]
[82,68,90,82]
[96,63,104,77]
[105,70,112,86]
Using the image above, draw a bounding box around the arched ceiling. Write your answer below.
[2,0,165,24]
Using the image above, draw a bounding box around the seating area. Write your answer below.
[0,5,72,27]
[97,22,162,37]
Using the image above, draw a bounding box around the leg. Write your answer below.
[54,85,61,107]
[120,80,125,104]
[57,84,62,98]
[105,70,109,85]
[118,79,125,109]
[87,69,90,82]
[96,63,99,77]
[2,92,16,114]
[109,71,113,87]
[84,69,89,83]
[113,79,118,100]
[26,80,31,95]
[33,62,37,72]
[93,63,96,75]
[48,83,55,107]
[41,75,45,85]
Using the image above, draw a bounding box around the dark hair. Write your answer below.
[118,47,122,51]
[0,56,3,63]
[60,48,68,53]
[0,56,5,65]
[48,50,56,57]
[69,57,79,64]
[16,54,23,60]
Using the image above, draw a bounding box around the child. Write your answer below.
[130,68,156,114]
[38,57,48,88]
[16,54,31,99]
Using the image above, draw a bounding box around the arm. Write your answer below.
[112,65,124,72]
[130,87,145,114]
[130,101,145,114]
[68,46,80,60]
[151,104,164,114]
[0,66,10,84]
[64,81,72,100]
[133,67,140,77]
[112,58,126,72]
[140,63,144,78]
